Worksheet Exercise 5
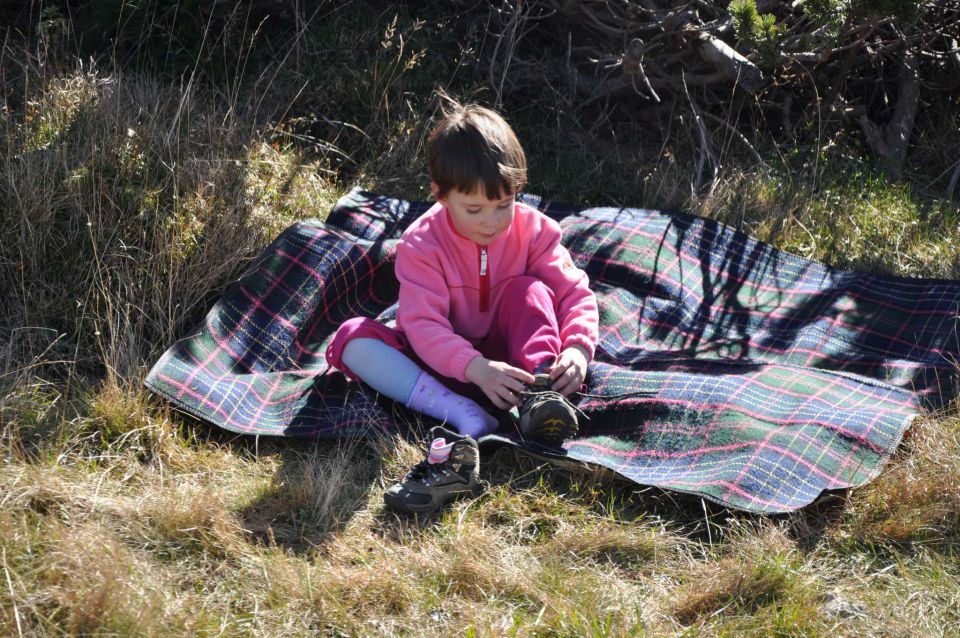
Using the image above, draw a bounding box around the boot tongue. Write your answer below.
[427,437,455,464]
[532,374,552,391]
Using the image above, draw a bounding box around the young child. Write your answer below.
[325,99,599,513]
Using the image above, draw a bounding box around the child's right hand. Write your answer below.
[465,356,536,410]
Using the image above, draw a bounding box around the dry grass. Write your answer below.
[2,4,960,636]
[669,526,821,631]
[839,414,960,548]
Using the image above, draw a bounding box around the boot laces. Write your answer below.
[407,459,453,486]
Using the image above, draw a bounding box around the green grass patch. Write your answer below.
[707,160,960,278]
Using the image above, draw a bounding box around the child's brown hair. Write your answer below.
[428,98,527,200]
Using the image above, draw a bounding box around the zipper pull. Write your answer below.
[480,247,488,275]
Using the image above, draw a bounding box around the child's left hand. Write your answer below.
[548,345,589,396]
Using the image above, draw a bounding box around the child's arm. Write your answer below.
[395,247,480,383]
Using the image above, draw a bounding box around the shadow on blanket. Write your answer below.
[146,189,960,514]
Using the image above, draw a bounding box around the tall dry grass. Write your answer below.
[2,66,313,380]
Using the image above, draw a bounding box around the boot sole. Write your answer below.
[525,414,578,446]
[530,420,578,445]
[384,482,484,515]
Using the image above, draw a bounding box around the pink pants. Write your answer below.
[325,276,561,402]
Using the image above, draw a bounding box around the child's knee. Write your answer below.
[341,337,391,368]
[503,275,551,298]
[332,317,374,344]
[499,277,555,319]
[325,317,384,373]
[325,317,408,379]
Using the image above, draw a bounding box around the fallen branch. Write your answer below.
[694,31,765,94]
[487,0,959,170]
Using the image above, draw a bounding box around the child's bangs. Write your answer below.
[428,103,527,199]
[438,140,526,199]
[449,161,522,201]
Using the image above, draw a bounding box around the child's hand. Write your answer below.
[549,346,589,396]
[465,356,536,410]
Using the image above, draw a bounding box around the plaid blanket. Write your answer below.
[145,189,960,513]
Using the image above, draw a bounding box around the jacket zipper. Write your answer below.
[478,245,490,312]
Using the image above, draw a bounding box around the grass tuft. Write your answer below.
[671,555,798,624]
[840,414,960,549]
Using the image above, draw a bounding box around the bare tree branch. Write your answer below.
[694,31,765,94]
[857,50,920,177]
[488,0,959,171]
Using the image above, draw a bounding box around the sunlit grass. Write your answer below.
[705,163,960,278]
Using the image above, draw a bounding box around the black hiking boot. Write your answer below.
[518,374,579,445]
[384,426,484,514]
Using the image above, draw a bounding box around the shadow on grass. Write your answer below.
[235,436,387,553]
[368,441,732,543]
[164,409,389,554]
[491,445,847,538]
[169,399,854,561]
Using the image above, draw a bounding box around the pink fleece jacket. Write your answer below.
[394,200,599,383]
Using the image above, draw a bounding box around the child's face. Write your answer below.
[434,183,515,246]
